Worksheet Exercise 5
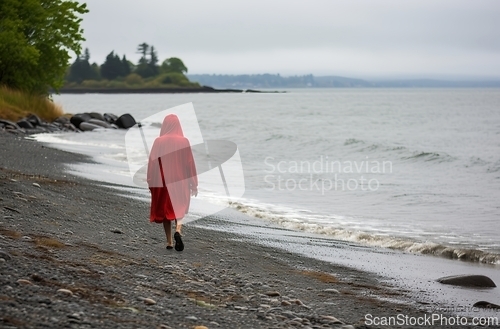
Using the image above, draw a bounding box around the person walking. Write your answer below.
[147,114,198,251]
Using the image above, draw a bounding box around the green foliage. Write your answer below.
[63,43,197,89]
[135,43,159,78]
[161,57,188,74]
[0,0,88,94]
[68,48,99,83]
[125,73,143,85]
[101,51,130,80]
[157,73,190,85]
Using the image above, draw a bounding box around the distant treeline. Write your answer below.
[188,74,500,88]
[65,43,199,89]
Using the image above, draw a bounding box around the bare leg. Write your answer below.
[175,219,182,235]
[162,220,173,247]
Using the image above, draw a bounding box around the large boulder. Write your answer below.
[437,275,496,288]
[79,122,102,131]
[54,116,70,125]
[115,113,136,129]
[70,113,92,130]
[26,114,43,126]
[104,113,118,124]
[89,112,105,121]
[473,301,500,309]
[17,120,34,129]
[88,119,112,129]
[0,119,22,131]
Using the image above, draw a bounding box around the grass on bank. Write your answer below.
[0,86,63,122]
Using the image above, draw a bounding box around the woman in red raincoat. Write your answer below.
[147,114,198,251]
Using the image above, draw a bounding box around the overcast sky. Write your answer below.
[76,0,500,79]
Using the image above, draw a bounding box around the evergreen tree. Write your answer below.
[148,46,159,76]
[135,42,158,78]
[101,51,124,80]
[121,55,131,76]
[67,48,95,83]
[137,43,149,65]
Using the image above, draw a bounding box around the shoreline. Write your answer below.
[56,86,282,94]
[0,131,496,328]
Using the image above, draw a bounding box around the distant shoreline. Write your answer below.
[57,86,283,94]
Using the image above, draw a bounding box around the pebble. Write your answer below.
[32,183,41,188]
[281,300,292,306]
[194,327,208,329]
[158,325,172,329]
[143,298,156,305]
[321,315,343,324]
[185,315,198,321]
[324,288,340,294]
[209,321,220,326]
[17,279,32,285]
[265,291,280,297]
[68,313,81,320]
[111,228,123,234]
[57,288,73,296]
[0,251,11,260]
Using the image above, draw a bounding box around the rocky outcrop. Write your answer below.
[1,112,137,134]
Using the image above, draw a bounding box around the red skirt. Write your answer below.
[149,187,190,223]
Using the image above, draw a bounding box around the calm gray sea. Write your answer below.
[40,88,500,265]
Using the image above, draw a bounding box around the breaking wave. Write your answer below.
[228,201,500,265]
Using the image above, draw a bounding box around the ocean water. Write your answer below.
[39,89,500,265]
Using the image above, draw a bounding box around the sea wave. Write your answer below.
[228,201,500,265]
[343,138,455,163]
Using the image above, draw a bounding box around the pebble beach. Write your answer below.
[0,131,491,329]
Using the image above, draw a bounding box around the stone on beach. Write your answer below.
[143,298,156,305]
[324,288,340,294]
[437,274,496,288]
[473,301,500,309]
[57,288,73,296]
[17,279,33,285]
[2,111,136,134]
[265,291,280,297]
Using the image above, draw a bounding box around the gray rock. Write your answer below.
[437,275,496,288]
[473,301,500,309]
[324,288,340,294]
[0,251,12,260]
[265,291,280,297]
[185,315,198,321]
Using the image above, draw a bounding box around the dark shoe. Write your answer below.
[166,246,173,250]
[174,232,184,251]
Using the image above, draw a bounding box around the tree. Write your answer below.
[161,58,188,74]
[121,56,131,77]
[67,48,99,83]
[101,51,124,80]
[135,42,158,78]
[0,0,88,94]
[137,43,149,65]
[148,46,159,76]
